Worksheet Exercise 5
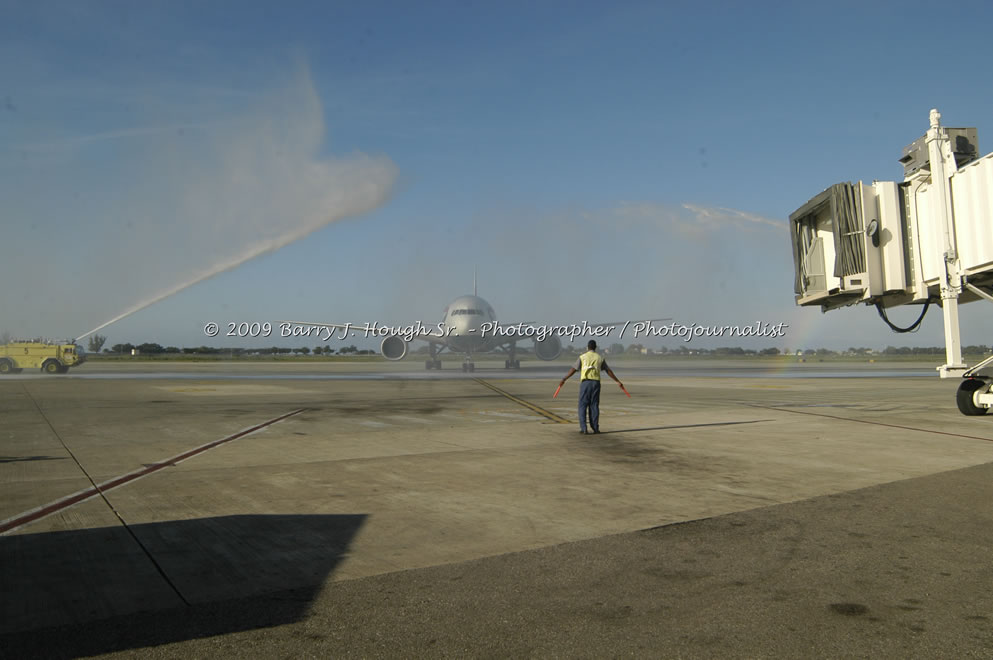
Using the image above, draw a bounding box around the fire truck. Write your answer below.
[0,342,86,374]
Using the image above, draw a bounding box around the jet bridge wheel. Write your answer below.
[956,378,990,416]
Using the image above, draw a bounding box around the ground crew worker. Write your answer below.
[559,339,624,434]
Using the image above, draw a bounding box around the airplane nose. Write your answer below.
[448,318,476,351]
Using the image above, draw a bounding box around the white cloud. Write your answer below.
[15,124,213,153]
[605,201,784,239]
[681,203,784,231]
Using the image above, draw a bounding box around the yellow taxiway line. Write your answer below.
[473,378,571,424]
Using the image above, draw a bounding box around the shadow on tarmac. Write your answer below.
[0,513,366,657]
[595,419,772,434]
[0,455,67,464]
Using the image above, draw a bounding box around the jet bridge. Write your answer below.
[789,109,993,415]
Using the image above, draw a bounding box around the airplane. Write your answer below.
[282,276,668,372]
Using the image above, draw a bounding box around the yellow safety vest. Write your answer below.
[580,351,603,381]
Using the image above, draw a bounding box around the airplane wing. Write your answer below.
[494,317,673,338]
[598,317,672,326]
[479,317,673,355]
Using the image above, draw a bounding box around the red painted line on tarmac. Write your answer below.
[0,408,306,535]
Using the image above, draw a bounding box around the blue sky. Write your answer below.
[3,0,993,352]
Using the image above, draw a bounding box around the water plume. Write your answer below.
[3,68,397,343]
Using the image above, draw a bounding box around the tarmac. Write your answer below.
[2,358,993,658]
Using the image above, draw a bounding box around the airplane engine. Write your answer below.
[380,335,408,360]
[533,334,562,361]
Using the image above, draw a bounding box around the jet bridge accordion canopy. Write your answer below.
[791,151,993,312]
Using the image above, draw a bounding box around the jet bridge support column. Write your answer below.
[927,109,967,378]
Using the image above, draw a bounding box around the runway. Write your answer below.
[2,359,938,380]
[2,358,993,657]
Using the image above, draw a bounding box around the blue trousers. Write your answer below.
[578,379,601,432]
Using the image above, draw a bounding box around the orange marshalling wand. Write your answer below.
[553,384,562,398]
[620,383,632,397]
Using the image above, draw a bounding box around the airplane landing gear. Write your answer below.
[504,344,520,369]
[426,347,442,370]
[461,359,475,373]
